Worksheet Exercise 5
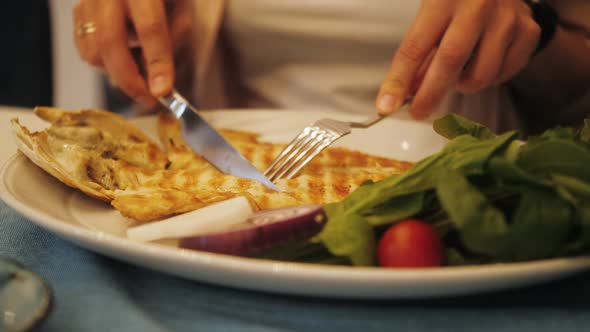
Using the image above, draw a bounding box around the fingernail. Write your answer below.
[377,94,402,115]
[150,75,170,96]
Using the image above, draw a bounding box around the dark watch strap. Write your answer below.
[523,0,559,54]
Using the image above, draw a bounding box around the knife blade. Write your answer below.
[159,90,280,191]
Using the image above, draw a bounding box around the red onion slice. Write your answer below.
[179,205,326,257]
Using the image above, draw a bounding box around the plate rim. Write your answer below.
[4,153,590,289]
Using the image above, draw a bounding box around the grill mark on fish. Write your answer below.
[322,171,333,203]
[240,145,256,167]
[289,176,304,203]
[307,175,324,204]
[350,149,366,166]
[101,150,114,159]
[262,146,275,170]
[128,134,142,143]
[330,173,352,201]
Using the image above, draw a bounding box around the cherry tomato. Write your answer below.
[377,219,442,268]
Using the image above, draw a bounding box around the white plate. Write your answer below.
[2,109,590,299]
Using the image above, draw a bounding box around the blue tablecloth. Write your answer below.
[2,199,590,332]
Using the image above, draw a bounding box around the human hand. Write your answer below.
[377,0,541,119]
[73,0,174,107]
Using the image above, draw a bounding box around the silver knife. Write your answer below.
[159,90,280,191]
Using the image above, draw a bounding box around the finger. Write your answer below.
[127,0,174,97]
[100,0,155,106]
[456,7,518,93]
[410,1,491,119]
[495,17,541,84]
[376,2,452,115]
[73,1,102,67]
[409,48,436,97]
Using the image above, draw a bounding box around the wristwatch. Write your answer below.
[522,0,559,54]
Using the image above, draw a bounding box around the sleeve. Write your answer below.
[549,0,590,31]
[167,0,196,100]
[557,89,590,128]
[549,1,590,127]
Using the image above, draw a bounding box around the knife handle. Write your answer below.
[158,90,192,119]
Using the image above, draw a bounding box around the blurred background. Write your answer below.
[0,0,123,112]
[1,1,587,116]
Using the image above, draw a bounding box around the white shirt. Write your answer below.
[225,0,520,132]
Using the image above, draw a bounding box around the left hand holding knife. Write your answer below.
[73,0,174,108]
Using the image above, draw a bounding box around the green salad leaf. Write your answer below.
[313,113,590,266]
[317,212,375,265]
[436,171,511,259]
[433,113,496,140]
[517,139,590,182]
[508,186,572,260]
[579,119,590,143]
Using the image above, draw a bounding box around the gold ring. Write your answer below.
[77,22,97,37]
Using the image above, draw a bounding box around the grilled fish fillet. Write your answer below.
[11,107,412,222]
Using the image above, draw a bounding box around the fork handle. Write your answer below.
[349,101,412,128]
[348,114,385,128]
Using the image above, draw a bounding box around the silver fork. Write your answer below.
[264,114,386,182]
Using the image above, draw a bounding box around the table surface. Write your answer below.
[2,107,590,332]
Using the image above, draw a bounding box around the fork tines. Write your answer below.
[264,119,351,182]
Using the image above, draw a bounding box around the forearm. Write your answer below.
[509,7,590,132]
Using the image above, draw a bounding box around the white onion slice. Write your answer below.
[179,204,326,256]
[126,196,254,242]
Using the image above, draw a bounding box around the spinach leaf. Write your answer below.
[539,127,577,140]
[552,174,590,200]
[442,132,517,174]
[551,175,590,254]
[508,187,572,260]
[318,213,375,266]
[499,140,521,162]
[341,132,516,214]
[433,113,496,140]
[436,171,512,259]
[443,247,490,266]
[488,157,548,188]
[579,119,590,143]
[437,172,573,261]
[561,205,590,254]
[517,139,590,182]
[364,192,425,226]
